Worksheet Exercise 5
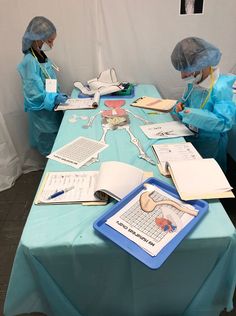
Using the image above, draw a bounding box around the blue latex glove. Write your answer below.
[54,93,68,105]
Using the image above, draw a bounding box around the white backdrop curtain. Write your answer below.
[0,0,235,191]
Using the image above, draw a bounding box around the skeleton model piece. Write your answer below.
[74,69,125,103]
[83,100,155,166]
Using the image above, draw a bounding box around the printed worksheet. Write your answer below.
[55,98,95,111]
[152,142,202,175]
[106,186,197,256]
[140,121,194,139]
[35,171,102,204]
[47,137,108,168]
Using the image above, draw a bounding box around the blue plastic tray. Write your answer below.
[93,177,208,269]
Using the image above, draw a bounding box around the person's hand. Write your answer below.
[184,109,190,114]
[54,93,68,105]
[176,102,185,113]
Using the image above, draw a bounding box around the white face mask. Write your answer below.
[194,72,203,84]
[182,75,196,84]
[41,42,52,52]
[182,71,202,84]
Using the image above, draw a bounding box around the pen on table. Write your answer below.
[47,186,75,200]
[147,112,160,115]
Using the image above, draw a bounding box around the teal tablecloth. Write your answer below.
[4,85,236,316]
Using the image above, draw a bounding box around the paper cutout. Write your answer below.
[104,100,126,108]
[155,217,177,232]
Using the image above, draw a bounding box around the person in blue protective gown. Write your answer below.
[171,37,236,172]
[18,16,68,156]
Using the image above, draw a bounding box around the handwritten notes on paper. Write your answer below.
[35,171,103,204]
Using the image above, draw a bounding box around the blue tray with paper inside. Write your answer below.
[93,177,208,269]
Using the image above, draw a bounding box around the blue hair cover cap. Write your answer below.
[22,16,56,53]
[171,37,222,72]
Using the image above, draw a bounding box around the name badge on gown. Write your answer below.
[46,79,57,93]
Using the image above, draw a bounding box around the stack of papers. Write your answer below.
[167,158,234,200]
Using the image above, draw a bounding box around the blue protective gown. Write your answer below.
[172,74,236,171]
[17,52,63,156]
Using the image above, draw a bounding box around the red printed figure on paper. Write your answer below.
[155,217,177,232]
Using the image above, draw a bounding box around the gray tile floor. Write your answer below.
[0,155,235,316]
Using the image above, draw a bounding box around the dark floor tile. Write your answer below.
[0,186,18,203]
[13,185,38,203]
[0,203,13,222]
[0,221,25,247]
[0,279,9,316]
[17,171,43,185]
[5,201,32,222]
[0,245,17,278]
[0,171,43,203]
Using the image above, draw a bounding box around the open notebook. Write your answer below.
[152,142,202,176]
[167,158,234,200]
[35,161,152,205]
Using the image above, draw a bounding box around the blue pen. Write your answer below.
[47,186,75,200]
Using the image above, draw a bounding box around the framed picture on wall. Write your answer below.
[180,0,204,15]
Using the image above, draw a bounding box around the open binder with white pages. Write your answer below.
[93,177,208,269]
[152,142,202,176]
[167,158,234,200]
[35,161,152,205]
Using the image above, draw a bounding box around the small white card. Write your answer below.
[45,79,57,93]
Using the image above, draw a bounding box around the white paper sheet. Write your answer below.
[106,186,196,256]
[47,137,108,168]
[152,142,202,174]
[140,121,194,139]
[168,158,233,200]
[35,171,101,204]
[95,161,144,200]
[55,98,96,111]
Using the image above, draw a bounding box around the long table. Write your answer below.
[4,85,236,316]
